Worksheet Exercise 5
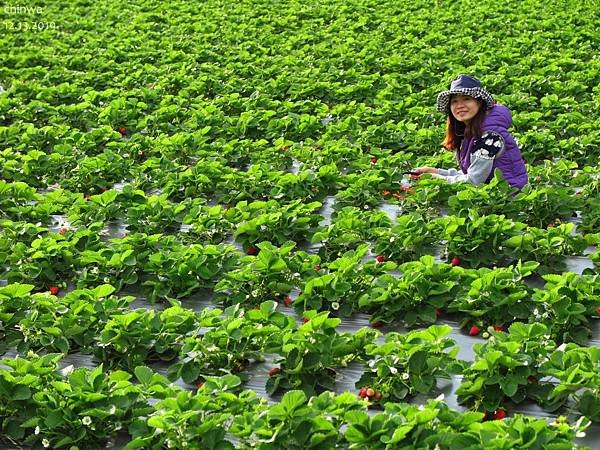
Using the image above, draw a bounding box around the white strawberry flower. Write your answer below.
[42,439,50,448]
[82,416,92,426]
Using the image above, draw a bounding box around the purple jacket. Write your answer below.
[457,104,528,189]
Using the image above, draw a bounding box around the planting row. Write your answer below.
[0,156,599,232]
[0,353,592,449]
[0,279,598,418]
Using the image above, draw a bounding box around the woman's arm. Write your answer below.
[434,131,505,185]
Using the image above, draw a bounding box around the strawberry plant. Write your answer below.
[295,245,395,317]
[359,255,467,326]
[141,242,239,302]
[434,211,527,267]
[356,325,464,404]
[449,261,539,330]
[540,344,600,421]
[311,206,392,260]
[166,302,290,383]
[503,223,588,274]
[530,272,600,344]
[214,241,297,307]
[266,311,374,396]
[456,322,556,413]
[371,213,437,264]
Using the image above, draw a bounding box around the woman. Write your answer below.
[414,74,528,190]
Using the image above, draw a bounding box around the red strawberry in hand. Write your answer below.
[283,296,293,307]
[246,246,258,255]
[469,325,480,336]
[493,409,507,420]
[375,255,385,263]
[268,367,281,377]
[451,257,461,267]
[49,286,59,295]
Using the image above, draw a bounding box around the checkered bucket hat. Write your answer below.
[436,75,495,114]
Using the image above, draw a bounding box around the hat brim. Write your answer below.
[436,87,495,114]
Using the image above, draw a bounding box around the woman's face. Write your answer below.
[450,95,481,123]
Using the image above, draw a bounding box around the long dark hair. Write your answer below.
[442,98,487,150]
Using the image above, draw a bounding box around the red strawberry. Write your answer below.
[595,306,600,314]
[370,157,377,164]
[493,325,506,332]
[283,296,293,307]
[268,367,281,377]
[451,257,460,267]
[49,286,59,295]
[118,127,127,136]
[493,409,507,420]
[84,194,92,201]
[358,388,368,398]
[246,246,258,255]
[314,264,321,271]
[281,146,289,151]
[371,320,382,328]
[435,308,442,317]
[58,227,68,235]
[373,391,382,401]
[365,388,375,397]
[382,190,391,196]
[196,383,204,389]
[547,223,555,228]
[375,255,385,263]
[303,317,309,324]
[469,325,480,336]
[527,375,538,384]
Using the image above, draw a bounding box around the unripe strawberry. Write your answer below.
[482,332,490,339]
[373,391,382,401]
[469,325,480,336]
[268,367,281,377]
[49,286,59,295]
[451,257,460,267]
[493,409,507,420]
[375,255,385,263]
[366,388,375,397]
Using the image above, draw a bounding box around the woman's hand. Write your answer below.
[412,166,439,174]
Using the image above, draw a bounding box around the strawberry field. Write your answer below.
[1,0,600,448]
